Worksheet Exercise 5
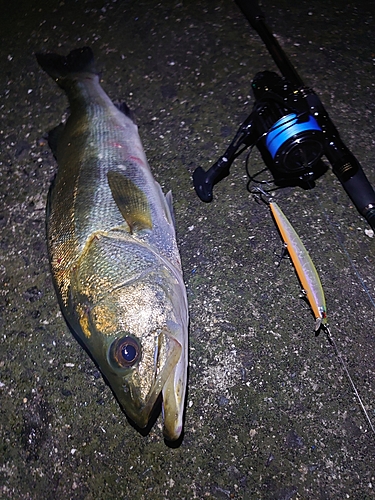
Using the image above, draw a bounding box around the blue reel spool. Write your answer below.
[266,113,323,171]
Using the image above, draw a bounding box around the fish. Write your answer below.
[36,47,188,440]
[269,201,327,331]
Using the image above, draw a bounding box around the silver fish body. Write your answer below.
[36,47,188,440]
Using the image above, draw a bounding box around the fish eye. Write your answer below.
[110,336,141,368]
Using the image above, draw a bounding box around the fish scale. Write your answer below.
[37,47,188,440]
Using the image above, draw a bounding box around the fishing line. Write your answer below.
[245,147,275,188]
[307,195,375,434]
[313,193,375,435]
[255,188,375,436]
[324,325,375,435]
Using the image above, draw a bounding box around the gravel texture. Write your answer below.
[1,0,375,498]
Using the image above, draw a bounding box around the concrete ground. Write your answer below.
[1,0,375,498]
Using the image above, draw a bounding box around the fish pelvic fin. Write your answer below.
[165,190,176,227]
[47,123,65,158]
[107,171,153,233]
[36,47,96,87]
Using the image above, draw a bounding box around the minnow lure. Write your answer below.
[269,200,375,434]
[269,201,327,331]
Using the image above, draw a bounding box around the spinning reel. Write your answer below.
[193,0,375,229]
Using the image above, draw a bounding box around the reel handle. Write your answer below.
[193,156,232,202]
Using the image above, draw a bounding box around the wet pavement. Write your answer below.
[1,0,375,498]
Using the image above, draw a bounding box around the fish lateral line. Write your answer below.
[38,46,189,440]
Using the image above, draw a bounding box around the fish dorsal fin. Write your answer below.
[154,181,175,227]
[107,171,153,233]
[114,101,134,120]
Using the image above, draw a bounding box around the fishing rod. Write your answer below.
[193,0,375,229]
[192,0,375,434]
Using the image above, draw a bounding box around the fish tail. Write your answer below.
[36,47,96,87]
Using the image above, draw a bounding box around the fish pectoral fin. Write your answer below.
[107,171,153,233]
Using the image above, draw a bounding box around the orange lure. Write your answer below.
[269,202,327,331]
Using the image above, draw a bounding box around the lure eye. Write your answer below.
[110,336,141,368]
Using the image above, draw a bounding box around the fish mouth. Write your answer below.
[161,363,186,441]
[117,330,183,436]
